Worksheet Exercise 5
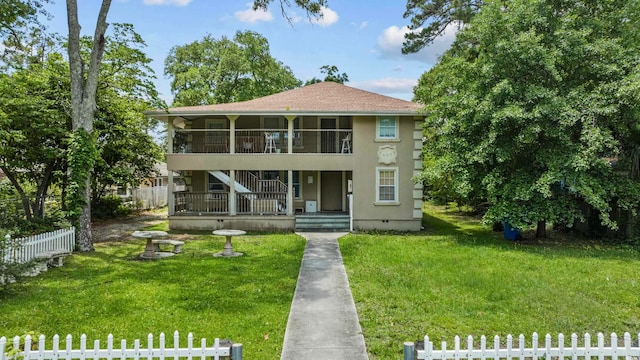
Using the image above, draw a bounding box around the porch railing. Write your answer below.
[236,192,287,215]
[173,192,287,215]
[173,129,352,154]
[174,192,229,214]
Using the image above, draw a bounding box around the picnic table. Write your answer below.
[132,230,173,259]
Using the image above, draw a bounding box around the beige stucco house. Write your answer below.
[146,82,424,232]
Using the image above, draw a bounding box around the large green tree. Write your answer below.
[3,0,324,250]
[416,0,640,237]
[0,53,70,221]
[165,30,301,106]
[91,24,164,203]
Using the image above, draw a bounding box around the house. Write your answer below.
[145,82,424,231]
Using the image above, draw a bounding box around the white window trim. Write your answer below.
[375,167,400,205]
[376,116,398,140]
[293,170,302,200]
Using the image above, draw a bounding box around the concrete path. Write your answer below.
[280,232,368,360]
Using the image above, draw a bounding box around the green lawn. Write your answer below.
[3,210,639,360]
[340,205,640,359]
[0,231,306,360]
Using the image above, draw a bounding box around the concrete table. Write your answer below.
[213,229,246,257]
[132,230,172,259]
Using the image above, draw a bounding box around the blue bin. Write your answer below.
[503,221,520,240]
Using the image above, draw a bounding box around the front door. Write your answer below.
[321,171,342,211]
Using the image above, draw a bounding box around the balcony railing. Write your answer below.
[173,192,287,215]
[173,129,352,154]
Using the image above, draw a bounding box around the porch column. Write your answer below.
[168,170,174,216]
[342,171,347,211]
[168,118,175,215]
[285,115,296,154]
[227,115,239,154]
[229,170,236,215]
[287,170,293,216]
[168,117,174,154]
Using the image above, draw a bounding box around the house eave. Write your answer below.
[145,109,423,122]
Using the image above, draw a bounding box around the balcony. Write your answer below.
[173,129,353,154]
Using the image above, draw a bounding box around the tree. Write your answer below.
[416,0,640,238]
[402,0,482,54]
[304,65,349,85]
[165,30,301,106]
[18,0,322,252]
[91,24,164,203]
[64,0,112,251]
[0,54,70,222]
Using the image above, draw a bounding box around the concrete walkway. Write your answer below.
[280,232,368,360]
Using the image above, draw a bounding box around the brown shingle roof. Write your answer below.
[148,82,422,118]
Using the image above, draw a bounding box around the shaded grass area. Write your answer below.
[0,233,305,360]
[340,205,640,359]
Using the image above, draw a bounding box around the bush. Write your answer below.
[92,195,135,219]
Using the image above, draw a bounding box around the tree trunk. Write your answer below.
[66,0,112,252]
[1,167,33,220]
[536,220,547,238]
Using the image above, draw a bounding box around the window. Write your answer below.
[377,116,398,140]
[376,167,398,203]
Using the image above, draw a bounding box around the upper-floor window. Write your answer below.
[377,116,398,140]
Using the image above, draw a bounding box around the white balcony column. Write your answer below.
[167,118,175,154]
[227,115,239,154]
[285,115,296,154]
[168,117,175,215]
[229,170,236,215]
[168,170,174,216]
[287,170,293,216]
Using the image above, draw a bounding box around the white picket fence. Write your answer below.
[2,227,75,264]
[0,332,242,360]
[404,332,640,360]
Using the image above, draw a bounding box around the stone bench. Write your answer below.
[152,239,184,254]
[33,249,72,274]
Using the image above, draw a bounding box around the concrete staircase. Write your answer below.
[295,214,350,232]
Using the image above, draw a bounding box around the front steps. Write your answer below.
[295,214,350,232]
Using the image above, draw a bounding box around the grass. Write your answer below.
[340,204,640,359]
[0,231,306,360]
[3,207,640,360]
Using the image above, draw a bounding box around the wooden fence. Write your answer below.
[404,333,640,360]
[0,332,242,360]
[2,227,75,264]
[131,186,168,210]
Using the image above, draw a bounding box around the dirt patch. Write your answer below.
[91,211,167,243]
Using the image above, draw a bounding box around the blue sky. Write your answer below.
[44,1,456,103]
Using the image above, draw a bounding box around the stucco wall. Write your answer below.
[350,115,422,224]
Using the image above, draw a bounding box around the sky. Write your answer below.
[43,0,457,103]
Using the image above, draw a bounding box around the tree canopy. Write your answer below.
[165,31,301,106]
[304,65,349,85]
[402,0,482,54]
[415,0,640,237]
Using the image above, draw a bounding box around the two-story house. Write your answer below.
[146,81,424,232]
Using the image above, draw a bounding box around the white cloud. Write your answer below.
[352,77,418,97]
[310,7,339,27]
[235,3,274,23]
[376,23,458,65]
[143,0,191,6]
